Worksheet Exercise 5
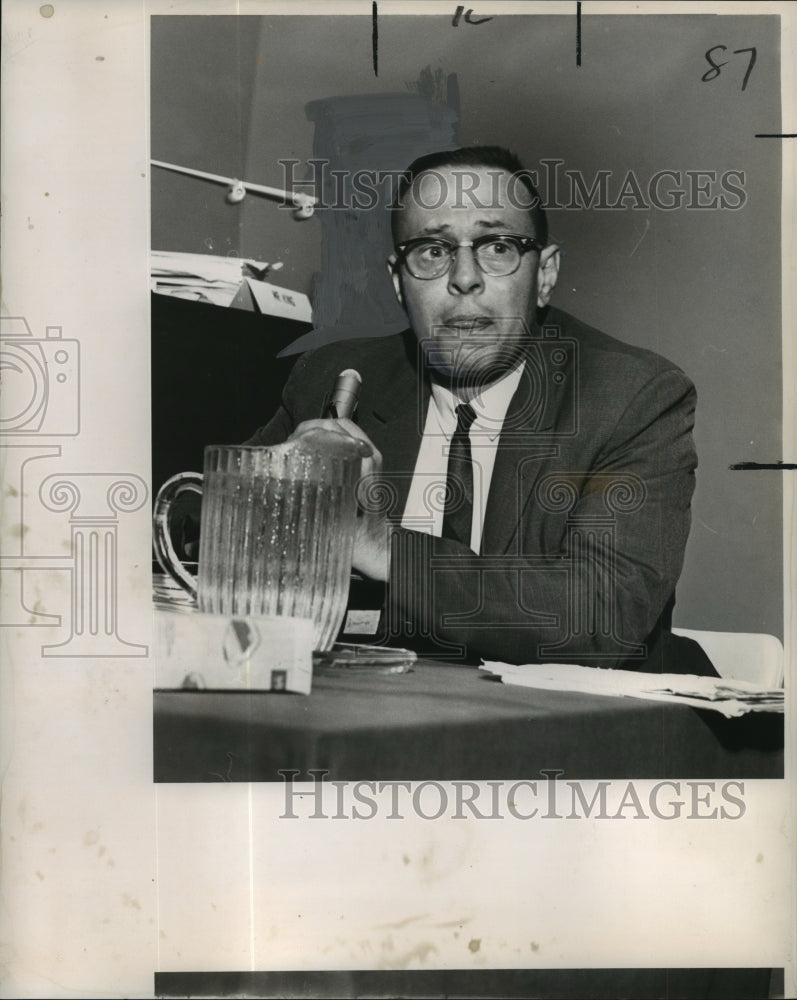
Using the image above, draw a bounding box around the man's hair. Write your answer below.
[390,145,548,247]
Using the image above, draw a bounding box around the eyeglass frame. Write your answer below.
[394,233,545,280]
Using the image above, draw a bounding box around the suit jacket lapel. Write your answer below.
[482,325,578,555]
[362,337,431,521]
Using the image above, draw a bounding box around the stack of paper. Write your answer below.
[150,251,312,322]
[480,661,784,718]
[151,250,261,306]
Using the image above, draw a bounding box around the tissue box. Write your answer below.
[154,607,313,694]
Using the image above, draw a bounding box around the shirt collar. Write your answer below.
[429,361,525,442]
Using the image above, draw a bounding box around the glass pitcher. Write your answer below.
[153,439,362,651]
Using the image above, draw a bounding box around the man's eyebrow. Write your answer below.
[415,219,515,236]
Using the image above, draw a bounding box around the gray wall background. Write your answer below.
[151,13,783,638]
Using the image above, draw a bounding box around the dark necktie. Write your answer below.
[441,402,477,546]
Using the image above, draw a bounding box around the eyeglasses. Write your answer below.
[395,234,544,280]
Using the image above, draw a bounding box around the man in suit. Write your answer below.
[249,146,712,673]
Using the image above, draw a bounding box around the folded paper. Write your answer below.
[480,661,784,718]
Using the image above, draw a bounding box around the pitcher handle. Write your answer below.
[153,471,203,600]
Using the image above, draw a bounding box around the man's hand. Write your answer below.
[289,419,393,582]
[290,417,377,473]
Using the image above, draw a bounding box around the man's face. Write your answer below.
[389,166,559,390]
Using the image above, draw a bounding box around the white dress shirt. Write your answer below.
[401,362,525,552]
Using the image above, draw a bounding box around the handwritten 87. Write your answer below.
[702,46,757,91]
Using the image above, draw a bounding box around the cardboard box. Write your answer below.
[154,607,314,694]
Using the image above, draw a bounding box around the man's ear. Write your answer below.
[387,254,404,309]
[536,245,560,307]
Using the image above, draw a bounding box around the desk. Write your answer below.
[153,660,782,782]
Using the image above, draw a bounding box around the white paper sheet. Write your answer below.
[480,661,785,717]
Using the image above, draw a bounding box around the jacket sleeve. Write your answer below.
[383,368,697,668]
[243,351,317,446]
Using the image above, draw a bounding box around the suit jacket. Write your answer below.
[249,306,714,673]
